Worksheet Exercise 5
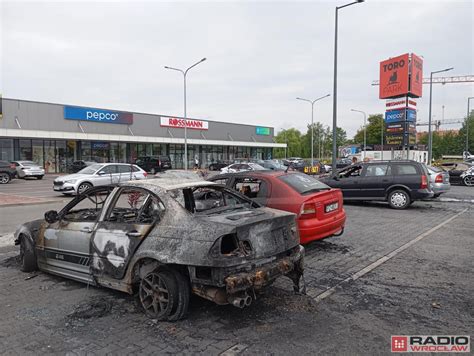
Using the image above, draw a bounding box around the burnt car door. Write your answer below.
[91,186,165,279]
[40,186,113,282]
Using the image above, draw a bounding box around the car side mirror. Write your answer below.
[97,171,106,175]
[45,210,59,223]
[333,176,339,181]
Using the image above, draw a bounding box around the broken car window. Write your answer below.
[62,188,113,222]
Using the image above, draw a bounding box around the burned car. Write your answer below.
[14,179,304,320]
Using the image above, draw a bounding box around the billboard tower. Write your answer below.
[379,53,423,157]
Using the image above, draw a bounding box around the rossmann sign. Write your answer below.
[160,117,209,130]
[64,106,133,125]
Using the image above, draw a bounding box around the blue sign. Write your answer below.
[406,109,416,122]
[91,142,110,150]
[64,106,133,125]
[385,109,406,123]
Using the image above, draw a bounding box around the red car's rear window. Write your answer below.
[278,173,331,195]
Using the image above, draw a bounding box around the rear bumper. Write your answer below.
[411,189,435,200]
[431,183,451,195]
[298,209,346,244]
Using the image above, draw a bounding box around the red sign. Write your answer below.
[410,53,423,98]
[160,117,209,130]
[379,53,410,99]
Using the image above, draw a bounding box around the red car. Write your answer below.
[209,171,346,244]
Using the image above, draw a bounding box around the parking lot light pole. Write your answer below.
[428,67,453,163]
[297,94,331,166]
[165,57,207,170]
[351,109,367,159]
[332,0,364,174]
[467,97,474,152]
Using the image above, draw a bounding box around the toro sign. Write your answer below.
[379,54,410,99]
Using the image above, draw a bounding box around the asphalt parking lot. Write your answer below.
[0,176,473,355]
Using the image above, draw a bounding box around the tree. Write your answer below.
[457,111,474,153]
[353,114,385,146]
[274,128,304,158]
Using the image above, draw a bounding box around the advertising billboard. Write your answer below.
[385,134,404,145]
[379,53,410,99]
[256,127,271,135]
[386,97,417,111]
[64,106,133,125]
[385,109,406,123]
[160,117,209,130]
[410,53,423,98]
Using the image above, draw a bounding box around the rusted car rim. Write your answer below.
[139,272,171,317]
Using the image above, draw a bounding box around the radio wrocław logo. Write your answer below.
[391,335,470,353]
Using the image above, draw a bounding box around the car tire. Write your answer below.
[139,269,178,320]
[167,270,191,321]
[388,189,411,209]
[463,176,474,186]
[77,182,93,194]
[36,175,44,180]
[433,193,441,198]
[19,235,38,272]
[0,173,11,184]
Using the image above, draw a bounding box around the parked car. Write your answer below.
[220,163,266,174]
[208,160,231,171]
[208,171,346,244]
[336,158,353,169]
[439,162,474,186]
[318,160,433,209]
[0,160,17,184]
[135,156,172,173]
[69,160,96,173]
[53,163,147,195]
[261,160,286,171]
[14,179,304,320]
[12,160,45,179]
[426,165,450,197]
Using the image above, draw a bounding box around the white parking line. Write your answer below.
[309,208,469,303]
[0,233,15,248]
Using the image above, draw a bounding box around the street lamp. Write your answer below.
[165,57,207,169]
[332,0,364,174]
[297,94,331,166]
[351,109,367,159]
[467,97,474,153]
[428,66,453,163]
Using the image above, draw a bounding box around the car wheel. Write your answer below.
[167,270,191,321]
[77,182,92,194]
[139,270,178,320]
[36,175,43,180]
[463,176,474,186]
[388,189,411,209]
[19,235,38,272]
[433,193,441,198]
[0,173,11,184]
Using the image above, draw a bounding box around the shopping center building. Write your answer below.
[0,98,285,173]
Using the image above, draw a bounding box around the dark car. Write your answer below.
[208,160,230,171]
[318,160,433,209]
[14,179,304,320]
[135,155,172,173]
[439,162,473,186]
[0,160,17,184]
[209,171,346,244]
[70,160,96,173]
[336,158,352,169]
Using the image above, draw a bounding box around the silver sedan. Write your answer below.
[427,166,450,198]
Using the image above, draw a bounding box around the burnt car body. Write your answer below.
[14,179,304,320]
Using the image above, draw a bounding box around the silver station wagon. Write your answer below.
[15,179,305,320]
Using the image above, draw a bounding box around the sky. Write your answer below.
[1,0,473,138]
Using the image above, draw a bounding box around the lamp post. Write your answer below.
[380,115,384,160]
[428,67,453,163]
[164,57,207,169]
[467,97,474,153]
[351,109,367,159]
[332,0,364,174]
[297,94,330,166]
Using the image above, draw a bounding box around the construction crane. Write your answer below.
[372,75,474,86]
[416,119,464,131]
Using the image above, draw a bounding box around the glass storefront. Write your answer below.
[3,138,275,172]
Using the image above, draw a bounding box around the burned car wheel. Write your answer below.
[139,270,178,320]
[19,235,37,272]
[167,270,191,321]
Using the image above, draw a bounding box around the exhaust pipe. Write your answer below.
[231,297,245,308]
[228,293,252,308]
[244,295,252,307]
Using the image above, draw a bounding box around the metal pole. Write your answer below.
[332,7,338,173]
[381,116,384,160]
[311,103,314,166]
[428,72,433,163]
[467,97,473,152]
[363,112,367,158]
[183,73,187,170]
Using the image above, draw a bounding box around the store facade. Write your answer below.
[0,98,284,172]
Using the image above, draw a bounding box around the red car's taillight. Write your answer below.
[435,174,443,183]
[300,202,317,219]
[143,172,148,177]
[421,175,428,189]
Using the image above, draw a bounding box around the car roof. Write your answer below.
[126,178,218,191]
[212,170,304,179]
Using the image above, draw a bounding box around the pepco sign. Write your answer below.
[64,106,133,125]
[379,53,410,99]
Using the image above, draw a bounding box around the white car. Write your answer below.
[12,161,45,179]
[53,163,147,195]
[220,162,266,174]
